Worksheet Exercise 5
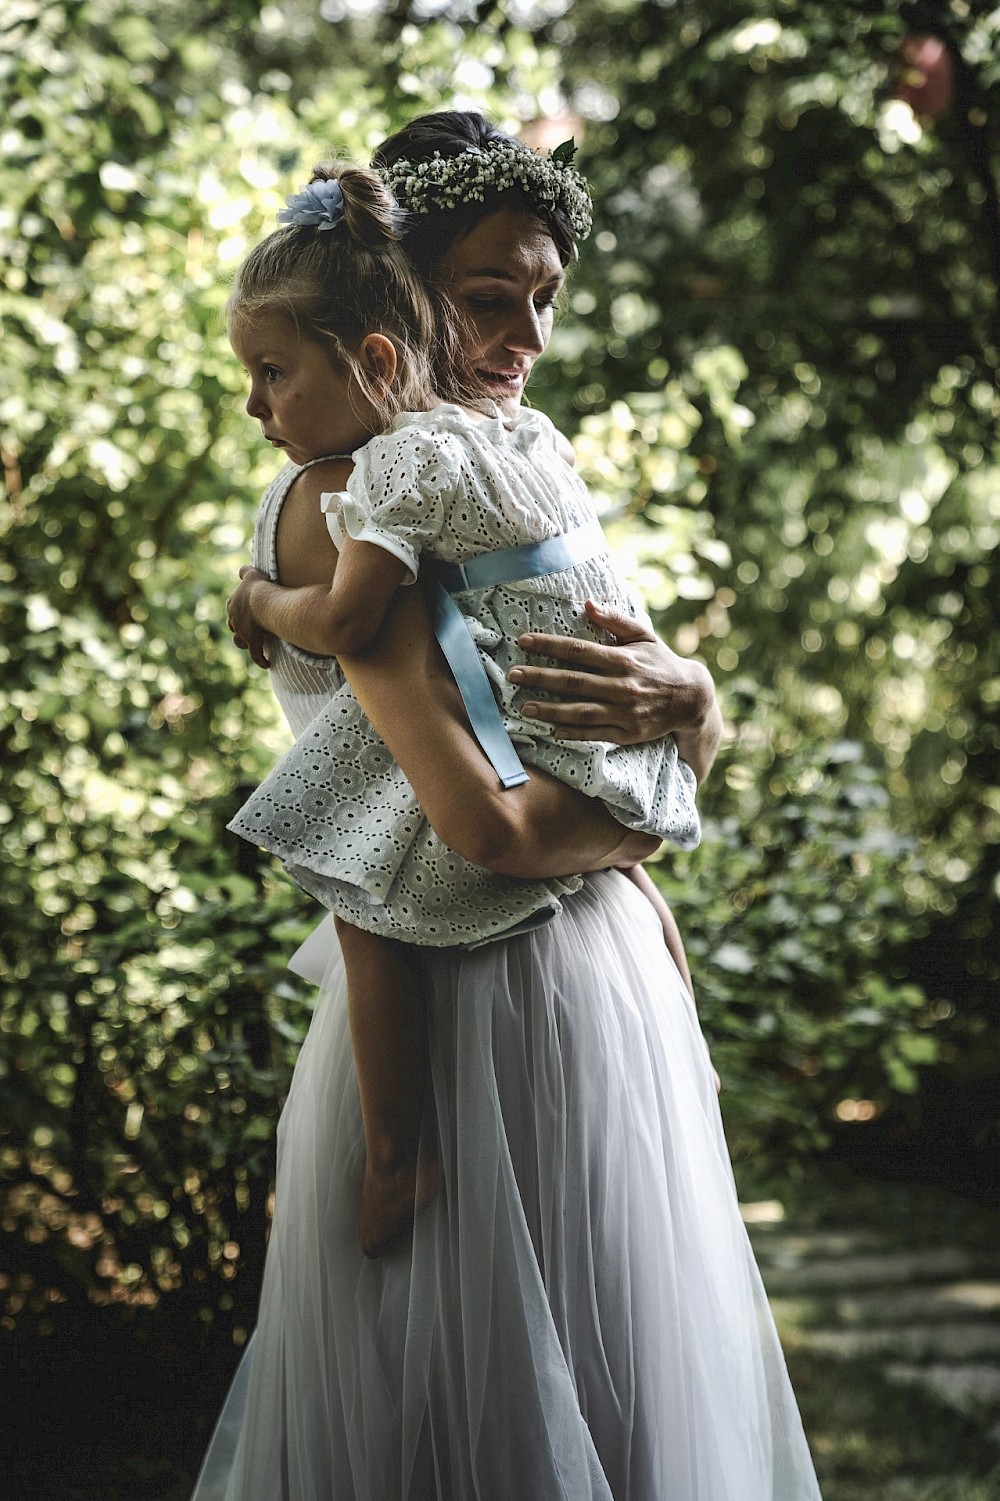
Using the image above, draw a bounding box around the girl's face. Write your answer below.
[229,311,380,465]
[435,209,566,417]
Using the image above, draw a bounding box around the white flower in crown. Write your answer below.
[277,178,345,231]
[381,138,593,240]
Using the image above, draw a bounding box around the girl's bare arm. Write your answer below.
[228,539,407,661]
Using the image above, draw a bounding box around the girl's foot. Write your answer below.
[359,1149,441,1259]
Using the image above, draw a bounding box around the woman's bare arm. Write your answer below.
[336,582,659,877]
[510,600,723,785]
[237,463,704,877]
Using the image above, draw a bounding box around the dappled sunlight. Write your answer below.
[3,1,999,1494]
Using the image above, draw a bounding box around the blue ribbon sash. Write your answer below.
[429,518,609,790]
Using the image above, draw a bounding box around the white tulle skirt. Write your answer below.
[191,871,822,1501]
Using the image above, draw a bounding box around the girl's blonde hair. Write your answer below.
[228,161,473,423]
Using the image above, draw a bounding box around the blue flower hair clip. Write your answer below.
[277,178,345,231]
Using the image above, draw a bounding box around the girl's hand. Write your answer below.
[227,565,274,670]
[509,600,722,782]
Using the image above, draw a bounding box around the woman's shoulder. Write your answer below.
[257,459,347,538]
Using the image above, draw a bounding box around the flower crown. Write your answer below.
[380,138,593,241]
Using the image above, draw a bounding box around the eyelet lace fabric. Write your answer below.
[230,453,581,947]
[228,407,700,946]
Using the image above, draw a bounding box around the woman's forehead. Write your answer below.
[439,209,565,285]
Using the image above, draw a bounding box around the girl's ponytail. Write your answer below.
[309,163,399,250]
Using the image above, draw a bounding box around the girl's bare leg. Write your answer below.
[334,917,439,1257]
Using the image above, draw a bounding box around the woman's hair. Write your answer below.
[228,161,474,421]
[371,111,580,283]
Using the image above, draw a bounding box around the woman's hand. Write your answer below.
[509,600,723,784]
[337,584,662,879]
[227,565,274,670]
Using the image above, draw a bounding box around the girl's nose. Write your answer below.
[246,384,267,420]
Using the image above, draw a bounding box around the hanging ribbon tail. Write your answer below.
[429,578,529,790]
[428,519,611,792]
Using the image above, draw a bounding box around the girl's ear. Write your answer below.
[357,332,398,391]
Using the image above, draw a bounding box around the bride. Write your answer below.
[193,111,822,1501]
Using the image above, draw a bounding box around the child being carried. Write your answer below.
[225,158,702,1258]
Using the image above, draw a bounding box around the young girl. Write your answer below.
[225,159,704,1257]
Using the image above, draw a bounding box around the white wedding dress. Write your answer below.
[192,876,822,1500]
[190,456,823,1501]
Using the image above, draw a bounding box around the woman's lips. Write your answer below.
[476,368,527,394]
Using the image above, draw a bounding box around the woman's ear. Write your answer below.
[357,332,398,391]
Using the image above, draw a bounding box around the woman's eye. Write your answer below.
[534,297,557,313]
[466,297,503,313]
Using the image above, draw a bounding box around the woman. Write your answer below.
[193,113,821,1500]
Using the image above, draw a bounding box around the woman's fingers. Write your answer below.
[521,699,632,743]
[514,602,656,683]
[582,598,658,644]
[515,632,634,680]
[511,662,634,702]
[515,608,717,752]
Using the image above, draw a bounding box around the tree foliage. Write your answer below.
[2,0,998,1334]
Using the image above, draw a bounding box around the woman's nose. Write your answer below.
[502,304,546,357]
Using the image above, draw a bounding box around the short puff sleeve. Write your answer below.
[321,425,463,583]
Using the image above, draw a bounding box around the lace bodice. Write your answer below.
[250,460,344,739]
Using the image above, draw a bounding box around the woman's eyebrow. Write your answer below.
[461,266,519,282]
[461,266,565,285]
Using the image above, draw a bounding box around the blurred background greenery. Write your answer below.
[2,0,999,1496]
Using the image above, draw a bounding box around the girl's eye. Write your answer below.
[263,364,281,381]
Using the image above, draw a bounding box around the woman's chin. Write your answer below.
[477,384,523,418]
